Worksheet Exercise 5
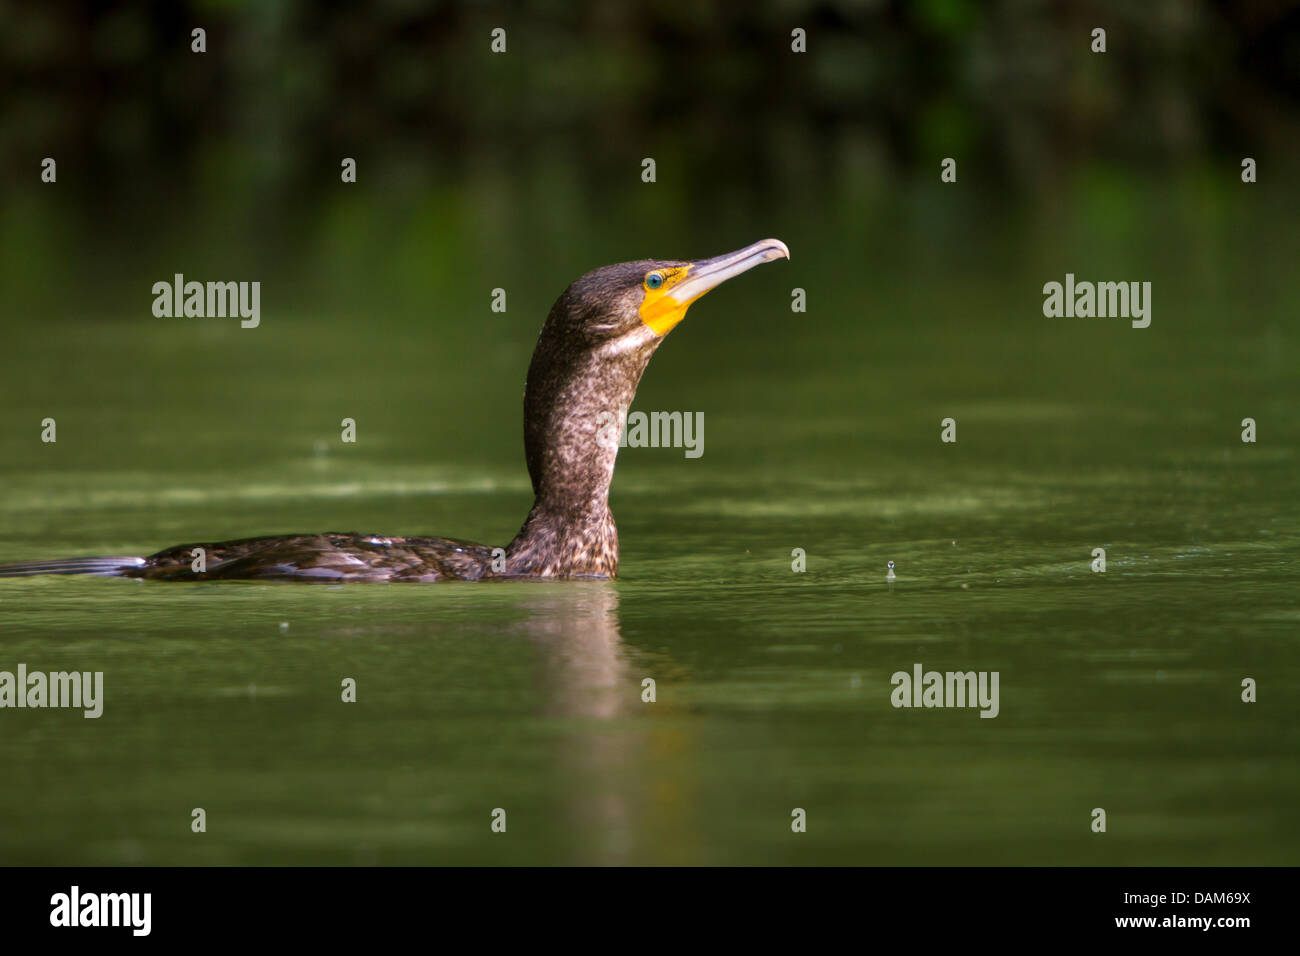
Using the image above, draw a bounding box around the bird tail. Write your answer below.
[0,556,145,578]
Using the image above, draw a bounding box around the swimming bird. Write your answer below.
[0,239,789,582]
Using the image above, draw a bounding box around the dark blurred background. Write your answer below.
[2,0,1297,316]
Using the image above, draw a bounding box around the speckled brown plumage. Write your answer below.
[0,241,788,582]
[125,533,499,582]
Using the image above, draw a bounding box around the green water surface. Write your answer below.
[1,186,1296,865]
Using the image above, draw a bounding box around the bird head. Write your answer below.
[542,238,791,353]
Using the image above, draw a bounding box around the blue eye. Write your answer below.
[645,272,664,290]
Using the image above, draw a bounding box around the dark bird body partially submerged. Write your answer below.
[132,533,500,583]
[0,239,788,583]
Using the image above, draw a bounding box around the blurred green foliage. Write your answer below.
[0,0,1296,316]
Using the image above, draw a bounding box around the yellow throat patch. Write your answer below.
[638,267,696,336]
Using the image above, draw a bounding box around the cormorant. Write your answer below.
[0,239,789,582]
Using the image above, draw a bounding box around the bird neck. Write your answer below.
[505,329,656,577]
